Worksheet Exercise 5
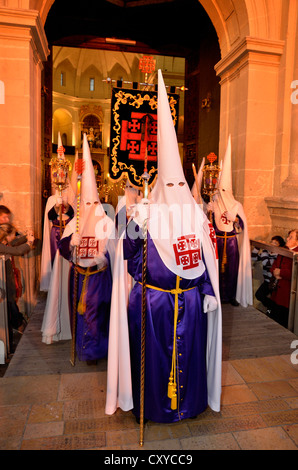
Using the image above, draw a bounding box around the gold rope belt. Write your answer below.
[52,220,67,228]
[216,234,237,238]
[74,264,107,315]
[139,276,196,410]
[216,233,237,273]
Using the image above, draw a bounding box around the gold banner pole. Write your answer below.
[49,145,71,237]
[202,153,221,223]
[70,156,84,367]
[192,163,200,195]
[58,184,63,238]
[139,144,149,447]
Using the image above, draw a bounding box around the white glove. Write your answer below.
[55,196,63,206]
[127,203,136,218]
[27,233,35,245]
[70,232,81,247]
[134,198,150,226]
[203,294,218,313]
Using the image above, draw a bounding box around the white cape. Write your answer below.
[213,196,252,307]
[234,202,253,307]
[41,250,72,344]
[105,216,222,415]
[40,195,56,292]
[41,214,117,345]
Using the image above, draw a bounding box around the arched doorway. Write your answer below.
[37,0,289,239]
[41,0,222,195]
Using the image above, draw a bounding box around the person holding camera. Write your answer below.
[269,230,298,328]
[0,222,34,349]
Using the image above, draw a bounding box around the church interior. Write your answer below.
[0,0,298,451]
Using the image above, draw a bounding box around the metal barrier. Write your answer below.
[250,240,298,335]
[0,255,10,363]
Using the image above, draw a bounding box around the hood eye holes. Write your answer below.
[166,182,185,187]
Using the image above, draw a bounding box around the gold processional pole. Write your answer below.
[139,141,150,446]
[49,145,72,237]
[70,155,84,367]
[201,152,221,222]
[192,162,201,203]
[202,152,229,272]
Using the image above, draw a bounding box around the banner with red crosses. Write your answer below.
[109,87,179,188]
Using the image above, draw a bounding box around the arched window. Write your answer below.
[81,114,102,149]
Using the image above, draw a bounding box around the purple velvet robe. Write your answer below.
[123,222,215,423]
[58,235,112,361]
[213,215,244,302]
[48,205,74,265]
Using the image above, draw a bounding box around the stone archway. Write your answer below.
[31,0,297,239]
[1,0,294,315]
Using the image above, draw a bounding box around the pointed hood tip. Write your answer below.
[81,132,100,205]
[219,134,232,192]
[157,69,185,182]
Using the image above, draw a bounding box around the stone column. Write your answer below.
[265,2,298,235]
[215,37,284,240]
[281,5,298,199]
[0,8,49,314]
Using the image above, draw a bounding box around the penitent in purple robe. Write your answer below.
[213,215,244,303]
[48,205,74,265]
[123,222,215,423]
[58,235,112,361]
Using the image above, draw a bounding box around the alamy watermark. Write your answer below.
[291,80,298,104]
[291,340,298,365]
[95,200,205,241]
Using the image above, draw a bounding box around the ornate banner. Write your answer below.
[109,87,179,188]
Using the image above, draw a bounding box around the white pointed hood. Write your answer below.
[79,133,105,235]
[191,157,205,205]
[70,149,79,200]
[147,70,205,279]
[57,132,64,157]
[81,134,101,206]
[56,132,75,206]
[213,135,239,230]
[63,133,114,268]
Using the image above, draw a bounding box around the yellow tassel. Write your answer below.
[171,392,177,410]
[76,265,107,315]
[168,375,174,398]
[77,275,89,315]
[221,233,227,273]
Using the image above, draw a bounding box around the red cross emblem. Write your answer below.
[78,237,98,259]
[139,56,156,74]
[120,112,157,162]
[208,223,218,259]
[173,235,201,270]
[221,211,230,225]
[57,145,65,157]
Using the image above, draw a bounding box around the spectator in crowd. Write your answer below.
[269,229,298,328]
[0,223,34,350]
[251,235,285,313]
[0,205,12,224]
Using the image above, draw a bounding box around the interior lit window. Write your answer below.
[60,72,65,86]
[90,78,95,91]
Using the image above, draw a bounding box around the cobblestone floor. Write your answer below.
[0,294,298,451]
[0,354,297,450]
